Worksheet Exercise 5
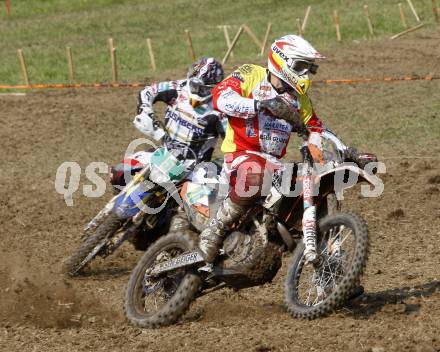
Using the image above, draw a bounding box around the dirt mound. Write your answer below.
[0,253,112,329]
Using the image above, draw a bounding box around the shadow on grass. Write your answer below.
[345,280,440,319]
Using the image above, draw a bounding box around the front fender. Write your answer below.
[113,183,152,219]
[316,163,378,184]
[314,163,383,200]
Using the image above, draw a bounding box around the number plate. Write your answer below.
[150,147,185,181]
[150,251,204,276]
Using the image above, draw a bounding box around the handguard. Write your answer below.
[344,147,378,170]
[133,110,166,141]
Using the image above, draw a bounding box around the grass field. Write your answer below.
[0,0,437,85]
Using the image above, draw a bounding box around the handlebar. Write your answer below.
[165,140,199,166]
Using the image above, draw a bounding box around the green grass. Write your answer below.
[0,0,436,85]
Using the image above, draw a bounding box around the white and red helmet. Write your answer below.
[268,35,325,95]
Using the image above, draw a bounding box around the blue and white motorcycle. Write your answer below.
[63,145,197,276]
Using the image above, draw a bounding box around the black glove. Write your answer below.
[256,96,303,132]
[344,147,378,169]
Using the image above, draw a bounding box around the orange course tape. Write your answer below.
[0,75,437,90]
[0,82,146,89]
[318,75,436,84]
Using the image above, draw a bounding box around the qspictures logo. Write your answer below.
[53,138,386,212]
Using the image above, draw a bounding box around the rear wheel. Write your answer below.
[124,230,201,328]
[285,212,369,319]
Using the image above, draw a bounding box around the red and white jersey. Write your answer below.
[212,64,322,158]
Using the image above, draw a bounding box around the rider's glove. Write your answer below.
[255,96,304,133]
[344,147,378,170]
[133,108,166,141]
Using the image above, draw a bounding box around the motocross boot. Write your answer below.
[198,198,247,264]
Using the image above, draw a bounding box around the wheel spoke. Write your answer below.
[305,271,316,306]
[286,213,368,319]
[141,247,185,314]
[296,223,357,306]
[337,230,352,248]
[326,226,343,251]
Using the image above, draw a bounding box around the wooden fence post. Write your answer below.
[17,49,29,86]
[301,6,311,33]
[108,38,117,83]
[185,30,196,62]
[390,23,425,39]
[108,38,114,51]
[5,0,11,16]
[111,48,117,83]
[296,18,303,36]
[259,22,272,57]
[432,0,439,23]
[406,0,421,22]
[222,26,244,65]
[146,38,156,71]
[364,5,374,35]
[66,47,75,83]
[398,3,408,28]
[333,10,342,42]
[221,26,234,57]
[243,25,263,51]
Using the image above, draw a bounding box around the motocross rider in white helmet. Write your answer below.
[198,35,376,276]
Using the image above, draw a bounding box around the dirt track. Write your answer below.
[1,31,440,351]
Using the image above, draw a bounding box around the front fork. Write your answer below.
[300,147,318,263]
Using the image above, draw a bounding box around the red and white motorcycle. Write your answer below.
[124,128,380,327]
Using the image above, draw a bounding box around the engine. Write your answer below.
[218,223,283,289]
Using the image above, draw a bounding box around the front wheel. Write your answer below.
[285,211,369,319]
[124,230,202,328]
[63,213,122,276]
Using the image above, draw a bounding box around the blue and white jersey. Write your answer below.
[138,79,224,161]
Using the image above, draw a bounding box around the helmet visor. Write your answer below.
[288,59,319,75]
[188,78,214,98]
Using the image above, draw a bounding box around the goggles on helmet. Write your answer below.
[287,59,319,75]
[188,77,214,98]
